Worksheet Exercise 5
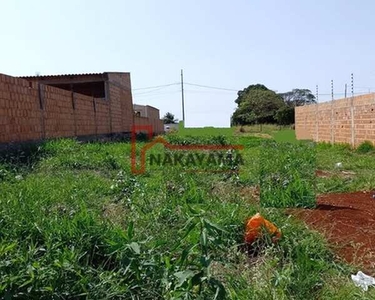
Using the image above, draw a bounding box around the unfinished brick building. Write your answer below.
[133,104,164,134]
[0,72,164,145]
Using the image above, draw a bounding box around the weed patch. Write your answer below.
[356,141,375,154]
[260,141,316,208]
[0,132,374,299]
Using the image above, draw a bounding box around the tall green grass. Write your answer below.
[0,138,374,299]
[260,141,316,208]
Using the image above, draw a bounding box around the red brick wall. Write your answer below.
[295,93,375,146]
[134,116,149,128]
[144,106,164,134]
[95,99,110,134]
[134,116,164,135]
[0,73,140,144]
[107,73,134,133]
[43,85,75,138]
[74,93,96,136]
[0,75,42,143]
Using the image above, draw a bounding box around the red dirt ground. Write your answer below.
[289,191,375,275]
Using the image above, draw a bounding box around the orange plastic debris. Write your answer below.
[244,213,281,244]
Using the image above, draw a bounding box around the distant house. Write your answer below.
[133,104,164,134]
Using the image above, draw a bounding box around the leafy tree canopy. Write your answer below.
[235,84,269,105]
[163,112,178,124]
[275,106,295,125]
[279,89,316,107]
[232,85,316,126]
[232,89,284,125]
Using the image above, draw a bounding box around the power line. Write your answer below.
[185,89,241,96]
[134,89,369,97]
[132,82,179,91]
[133,90,181,98]
[185,89,368,96]
[133,85,178,95]
[132,80,374,97]
[184,82,239,92]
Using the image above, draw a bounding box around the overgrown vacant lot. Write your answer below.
[1,129,375,299]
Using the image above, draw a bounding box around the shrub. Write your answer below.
[275,106,295,125]
[356,141,374,154]
[136,132,150,141]
[166,135,229,146]
[259,141,316,208]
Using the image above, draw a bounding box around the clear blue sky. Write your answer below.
[1,0,375,127]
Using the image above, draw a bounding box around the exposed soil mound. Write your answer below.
[289,191,375,275]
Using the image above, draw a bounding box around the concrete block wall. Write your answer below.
[295,93,375,146]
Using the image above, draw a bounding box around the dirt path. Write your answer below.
[289,191,375,275]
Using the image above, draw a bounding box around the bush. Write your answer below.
[259,141,316,208]
[166,135,229,146]
[356,141,374,154]
[275,106,295,125]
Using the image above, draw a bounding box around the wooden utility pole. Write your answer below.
[181,69,185,124]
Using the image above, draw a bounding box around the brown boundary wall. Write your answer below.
[0,73,164,145]
[134,116,164,134]
[0,74,113,144]
[133,105,164,134]
[295,93,375,146]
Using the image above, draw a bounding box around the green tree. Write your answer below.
[279,89,316,107]
[275,106,295,125]
[232,89,284,125]
[235,84,269,105]
[163,112,178,124]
